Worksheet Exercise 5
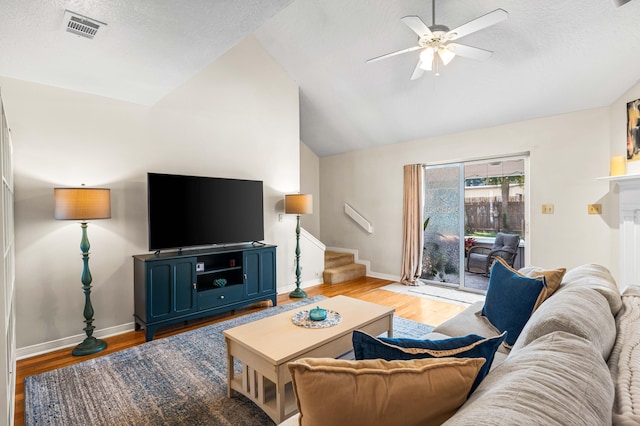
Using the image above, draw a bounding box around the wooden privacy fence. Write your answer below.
[464,199,524,235]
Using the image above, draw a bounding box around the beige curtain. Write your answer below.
[400,164,424,286]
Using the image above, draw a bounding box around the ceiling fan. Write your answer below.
[367,0,508,79]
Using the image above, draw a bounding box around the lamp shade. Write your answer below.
[54,187,111,220]
[285,194,313,215]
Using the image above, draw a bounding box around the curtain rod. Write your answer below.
[421,151,530,168]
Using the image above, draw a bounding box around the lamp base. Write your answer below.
[289,287,307,299]
[72,336,108,357]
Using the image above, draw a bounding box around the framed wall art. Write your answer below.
[627,98,640,162]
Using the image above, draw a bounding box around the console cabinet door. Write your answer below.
[243,248,276,297]
[148,258,196,320]
[244,251,260,297]
[259,248,276,294]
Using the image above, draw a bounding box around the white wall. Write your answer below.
[1,35,301,351]
[320,107,613,281]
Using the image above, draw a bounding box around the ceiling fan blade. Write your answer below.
[401,16,434,39]
[447,9,508,41]
[410,61,426,80]
[447,43,493,61]
[366,45,422,63]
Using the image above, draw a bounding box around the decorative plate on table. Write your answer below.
[292,309,342,328]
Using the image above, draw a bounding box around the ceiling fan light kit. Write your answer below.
[367,0,508,80]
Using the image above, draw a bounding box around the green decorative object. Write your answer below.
[309,306,327,321]
[285,194,313,299]
[54,186,111,356]
[213,278,227,288]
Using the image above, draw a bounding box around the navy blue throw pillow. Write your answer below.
[481,257,546,347]
[352,330,507,392]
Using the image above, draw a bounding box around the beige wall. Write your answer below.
[2,36,301,351]
[300,141,320,237]
[320,107,613,281]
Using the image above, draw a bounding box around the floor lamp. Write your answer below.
[54,186,111,356]
[285,194,312,298]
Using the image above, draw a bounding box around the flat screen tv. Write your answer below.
[147,172,264,251]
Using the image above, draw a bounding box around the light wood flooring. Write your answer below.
[14,276,465,425]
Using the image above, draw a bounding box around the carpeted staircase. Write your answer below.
[323,251,366,284]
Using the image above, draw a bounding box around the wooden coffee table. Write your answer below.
[223,295,394,423]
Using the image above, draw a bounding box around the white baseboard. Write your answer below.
[18,270,393,360]
[16,322,136,360]
[277,278,323,295]
[17,278,324,359]
[368,271,400,281]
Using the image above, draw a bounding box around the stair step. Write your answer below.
[324,251,355,269]
[323,263,366,285]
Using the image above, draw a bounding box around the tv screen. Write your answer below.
[147,173,264,251]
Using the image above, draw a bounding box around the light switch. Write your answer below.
[542,204,554,214]
[588,204,602,215]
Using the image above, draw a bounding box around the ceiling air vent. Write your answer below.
[62,10,106,40]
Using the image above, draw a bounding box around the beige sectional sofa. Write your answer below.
[440,264,635,425]
[280,264,640,425]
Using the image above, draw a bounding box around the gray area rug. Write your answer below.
[25,295,434,425]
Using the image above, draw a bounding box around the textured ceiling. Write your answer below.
[0,0,294,105]
[0,0,639,157]
[255,0,640,156]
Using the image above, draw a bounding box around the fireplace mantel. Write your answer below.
[599,174,640,190]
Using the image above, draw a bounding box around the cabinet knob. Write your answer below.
[243,274,247,280]
[219,295,225,299]
[192,283,196,289]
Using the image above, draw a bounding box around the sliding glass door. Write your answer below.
[422,164,463,286]
[422,157,527,293]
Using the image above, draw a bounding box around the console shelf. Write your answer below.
[198,266,242,275]
[133,244,277,341]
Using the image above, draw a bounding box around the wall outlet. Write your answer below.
[588,204,602,215]
[541,204,554,214]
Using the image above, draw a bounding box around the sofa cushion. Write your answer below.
[288,357,485,426]
[352,330,506,392]
[560,263,622,315]
[519,265,566,309]
[481,257,545,347]
[433,302,502,343]
[510,286,617,359]
[442,331,615,426]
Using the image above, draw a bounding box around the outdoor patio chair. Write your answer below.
[466,232,520,276]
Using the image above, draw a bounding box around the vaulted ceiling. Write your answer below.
[1,0,639,157]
